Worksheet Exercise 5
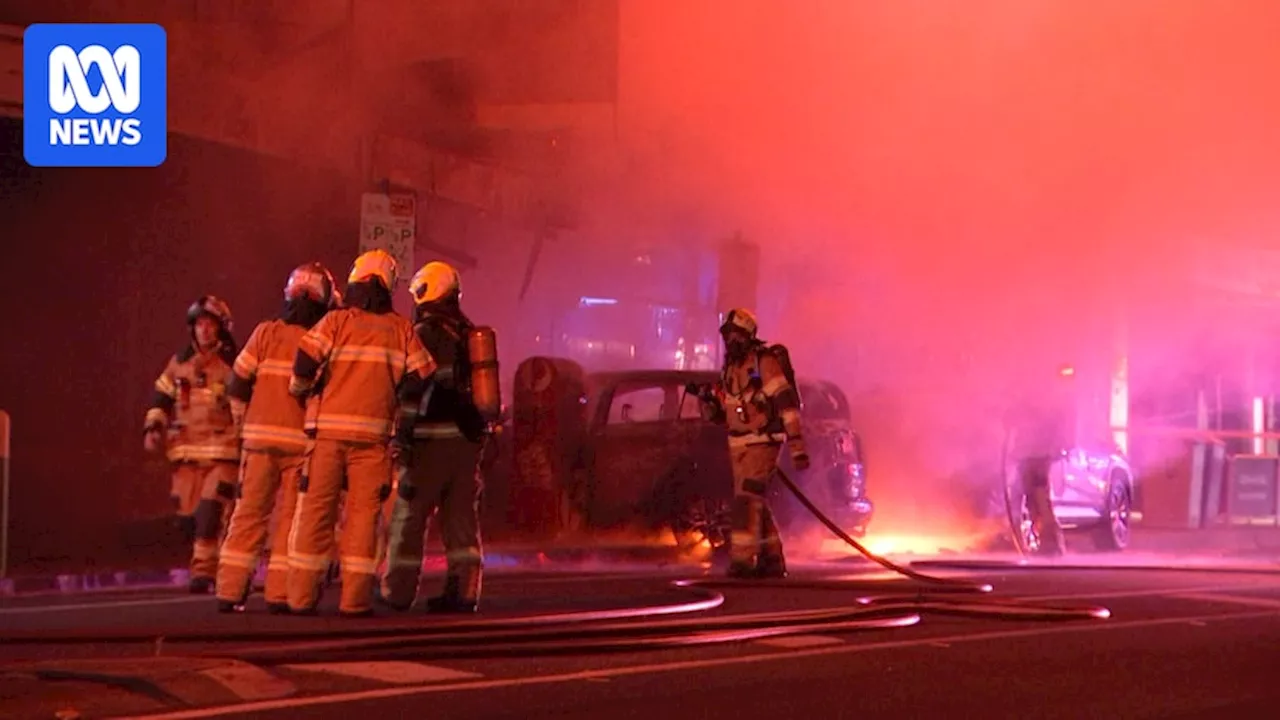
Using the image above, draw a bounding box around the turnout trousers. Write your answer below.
[175,461,237,582]
[215,447,304,606]
[1018,455,1066,555]
[287,438,392,614]
[380,437,484,608]
[727,442,786,575]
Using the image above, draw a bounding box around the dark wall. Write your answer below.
[0,118,360,569]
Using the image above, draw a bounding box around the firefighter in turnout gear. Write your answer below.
[286,249,436,617]
[1005,366,1073,557]
[697,308,809,579]
[144,296,240,593]
[380,261,489,613]
[215,263,338,614]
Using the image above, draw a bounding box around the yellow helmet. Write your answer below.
[349,249,398,290]
[408,261,462,305]
[719,307,758,338]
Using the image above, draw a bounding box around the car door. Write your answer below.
[1080,437,1119,507]
[673,382,732,506]
[586,380,686,527]
[1057,447,1091,506]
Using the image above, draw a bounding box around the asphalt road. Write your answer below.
[4,556,1280,719]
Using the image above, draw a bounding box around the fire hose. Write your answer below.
[771,467,993,592]
[0,436,1113,664]
[219,465,1109,662]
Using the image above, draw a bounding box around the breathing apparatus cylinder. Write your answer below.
[467,326,502,427]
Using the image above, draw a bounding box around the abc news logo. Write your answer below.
[23,24,167,167]
[47,44,143,147]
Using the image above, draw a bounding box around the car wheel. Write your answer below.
[671,496,729,554]
[1093,473,1132,551]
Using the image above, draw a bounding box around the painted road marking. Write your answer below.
[0,595,209,615]
[199,662,296,701]
[754,634,844,649]
[123,608,1280,720]
[280,662,482,685]
[1173,593,1280,611]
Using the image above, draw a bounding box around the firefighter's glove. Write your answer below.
[229,402,247,437]
[144,427,165,454]
[789,439,810,471]
[390,438,414,468]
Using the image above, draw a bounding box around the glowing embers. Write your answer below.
[817,532,988,558]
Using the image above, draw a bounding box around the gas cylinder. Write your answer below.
[467,326,502,425]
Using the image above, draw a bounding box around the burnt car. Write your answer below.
[497,366,874,549]
[768,379,874,537]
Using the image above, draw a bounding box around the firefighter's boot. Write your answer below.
[755,553,787,579]
[756,506,787,578]
[425,575,478,614]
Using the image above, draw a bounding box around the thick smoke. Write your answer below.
[12,0,1271,552]
[600,0,1280,545]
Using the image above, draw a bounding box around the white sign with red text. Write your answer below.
[359,192,416,315]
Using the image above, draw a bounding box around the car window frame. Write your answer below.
[603,381,675,426]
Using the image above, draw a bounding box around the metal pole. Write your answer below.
[0,409,9,580]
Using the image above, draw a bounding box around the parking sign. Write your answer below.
[23,23,167,167]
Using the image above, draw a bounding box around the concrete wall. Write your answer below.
[0,116,360,569]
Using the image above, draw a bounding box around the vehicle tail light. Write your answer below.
[846,462,864,495]
[834,430,854,458]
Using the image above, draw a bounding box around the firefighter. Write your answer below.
[143,296,240,593]
[1005,366,1073,557]
[285,249,436,617]
[696,308,809,579]
[214,263,338,613]
[379,261,489,613]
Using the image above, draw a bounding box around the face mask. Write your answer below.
[725,336,751,359]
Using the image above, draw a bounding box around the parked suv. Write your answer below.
[1004,436,1135,552]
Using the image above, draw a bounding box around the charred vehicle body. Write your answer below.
[486,359,874,549]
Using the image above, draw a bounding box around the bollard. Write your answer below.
[0,409,9,580]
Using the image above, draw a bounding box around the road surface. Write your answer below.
[3,555,1280,719]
